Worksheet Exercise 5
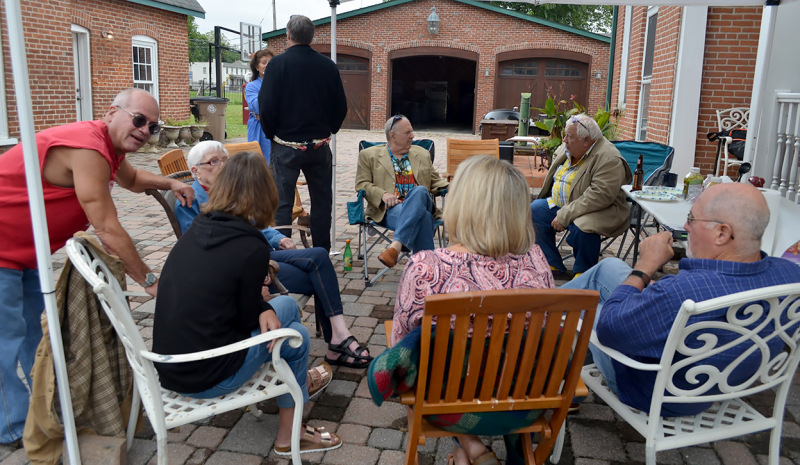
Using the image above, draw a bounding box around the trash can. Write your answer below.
[499,141,514,164]
[189,96,229,142]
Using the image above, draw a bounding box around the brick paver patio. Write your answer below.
[1,128,798,465]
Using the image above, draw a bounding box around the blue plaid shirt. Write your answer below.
[598,254,800,416]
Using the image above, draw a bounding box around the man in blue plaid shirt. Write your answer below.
[563,182,800,416]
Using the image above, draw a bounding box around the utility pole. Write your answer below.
[272,0,276,31]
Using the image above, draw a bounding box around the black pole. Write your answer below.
[207,43,213,96]
[606,6,618,112]
[215,26,223,97]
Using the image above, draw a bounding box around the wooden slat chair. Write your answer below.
[582,282,800,465]
[396,288,599,465]
[225,141,311,247]
[65,238,305,465]
[445,138,500,181]
[156,149,191,182]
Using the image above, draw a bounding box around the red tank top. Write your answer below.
[0,120,121,269]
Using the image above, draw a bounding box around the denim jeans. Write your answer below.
[560,257,632,394]
[381,185,435,254]
[530,198,602,274]
[0,267,44,443]
[270,142,333,251]
[270,247,343,343]
[185,295,309,408]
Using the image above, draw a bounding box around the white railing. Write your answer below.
[771,92,800,202]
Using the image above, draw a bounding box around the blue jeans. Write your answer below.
[186,295,309,408]
[270,247,342,343]
[381,185,435,254]
[561,257,632,394]
[530,199,602,274]
[0,267,44,443]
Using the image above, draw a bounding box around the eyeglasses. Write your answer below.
[197,157,226,167]
[571,116,589,132]
[686,211,734,239]
[116,106,161,135]
[390,114,405,131]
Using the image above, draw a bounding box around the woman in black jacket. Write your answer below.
[153,152,341,455]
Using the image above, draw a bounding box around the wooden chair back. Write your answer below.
[224,141,262,157]
[157,149,189,177]
[445,138,500,179]
[403,288,599,465]
[145,171,193,238]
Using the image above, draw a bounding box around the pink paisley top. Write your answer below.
[391,246,554,346]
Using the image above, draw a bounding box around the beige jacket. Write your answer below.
[354,145,448,224]
[537,137,632,237]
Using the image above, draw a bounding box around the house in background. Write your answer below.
[189,60,250,92]
[0,0,205,153]
[608,3,800,188]
[262,0,611,132]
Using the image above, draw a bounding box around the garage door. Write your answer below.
[496,58,587,112]
[337,56,370,130]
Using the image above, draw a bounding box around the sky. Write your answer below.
[195,0,383,37]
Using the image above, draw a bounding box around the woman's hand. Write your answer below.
[259,309,282,351]
[279,237,296,250]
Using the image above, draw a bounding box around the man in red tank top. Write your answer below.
[0,88,194,444]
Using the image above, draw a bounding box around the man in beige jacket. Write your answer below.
[354,115,448,268]
[531,114,632,277]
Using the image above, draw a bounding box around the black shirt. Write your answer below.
[259,44,348,142]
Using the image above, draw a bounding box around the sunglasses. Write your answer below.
[686,211,735,240]
[116,106,161,135]
[390,114,406,131]
[571,116,589,132]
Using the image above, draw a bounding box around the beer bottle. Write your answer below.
[632,154,644,191]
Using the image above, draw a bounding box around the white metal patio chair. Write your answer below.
[581,282,800,465]
[714,107,749,177]
[65,238,305,465]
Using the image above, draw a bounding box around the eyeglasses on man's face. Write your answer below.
[686,211,735,239]
[116,106,161,135]
[197,157,227,167]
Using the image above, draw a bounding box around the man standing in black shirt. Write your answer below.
[259,15,348,251]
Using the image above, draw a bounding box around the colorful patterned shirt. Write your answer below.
[391,247,554,346]
[390,150,417,200]
[547,150,588,208]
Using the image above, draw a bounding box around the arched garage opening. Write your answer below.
[389,48,477,131]
[495,50,591,112]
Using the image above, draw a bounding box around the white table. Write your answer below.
[506,135,545,144]
[622,185,800,262]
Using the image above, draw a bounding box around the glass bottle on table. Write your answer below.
[632,154,644,191]
[682,167,704,202]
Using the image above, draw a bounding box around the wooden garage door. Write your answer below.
[496,58,587,112]
[338,56,370,130]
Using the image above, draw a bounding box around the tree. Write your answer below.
[489,2,612,34]
[188,17,243,64]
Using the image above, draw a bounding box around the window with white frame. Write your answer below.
[636,7,658,141]
[0,29,16,146]
[132,35,158,100]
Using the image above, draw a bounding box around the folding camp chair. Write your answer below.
[348,139,446,286]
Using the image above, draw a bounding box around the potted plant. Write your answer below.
[166,119,193,147]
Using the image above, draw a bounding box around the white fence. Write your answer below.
[771,92,800,202]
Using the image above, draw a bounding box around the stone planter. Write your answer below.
[162,125,180,148]
[178,127,191,147]
[141,131,161,153]
[190,125,206,145]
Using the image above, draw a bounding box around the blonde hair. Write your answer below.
[202,152,278,229]
[443,156,535,257]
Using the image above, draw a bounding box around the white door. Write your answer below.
[71,25,92,121]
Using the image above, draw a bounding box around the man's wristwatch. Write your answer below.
[142,272,157,287]
[628,270,651,287]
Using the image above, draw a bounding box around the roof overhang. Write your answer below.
[124,0,205,18]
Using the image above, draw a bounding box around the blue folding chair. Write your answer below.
[348,139,446,286]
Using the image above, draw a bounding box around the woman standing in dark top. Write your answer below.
[153,152,341,455]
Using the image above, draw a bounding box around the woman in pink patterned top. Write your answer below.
[391,155,554,465]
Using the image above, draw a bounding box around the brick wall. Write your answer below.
[0,0,190,150]
[611,6,760,175]
[265,0,610,131]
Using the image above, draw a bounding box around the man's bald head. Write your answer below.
[696,183,769,256]
[111,88,159,112]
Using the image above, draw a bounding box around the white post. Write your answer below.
[330,1,339,255]
[3,1,81,463]
[746,4,778,169]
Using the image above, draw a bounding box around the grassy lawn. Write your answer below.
[190,90,247,140]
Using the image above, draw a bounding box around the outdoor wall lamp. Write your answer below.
[377,64,382,73]
[101,30,113,40]
[427,7,440,35]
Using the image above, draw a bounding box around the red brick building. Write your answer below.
[608,5,763,177]
[0,0,204,152]
[263,0,611,133]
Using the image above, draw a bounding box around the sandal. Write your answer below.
[307,362,332,401]
[446,452,455,465]
[273,424,342,455]
[472,451,500,465]
[324,335,373,368]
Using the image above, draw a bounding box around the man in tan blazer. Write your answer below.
[531,114,632,278]
[354,115,448,268]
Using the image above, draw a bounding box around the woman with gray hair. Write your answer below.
[176,141,373,369]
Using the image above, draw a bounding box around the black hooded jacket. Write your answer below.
[153,211,274,393]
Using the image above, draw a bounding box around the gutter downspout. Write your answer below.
[607,6,618,111]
